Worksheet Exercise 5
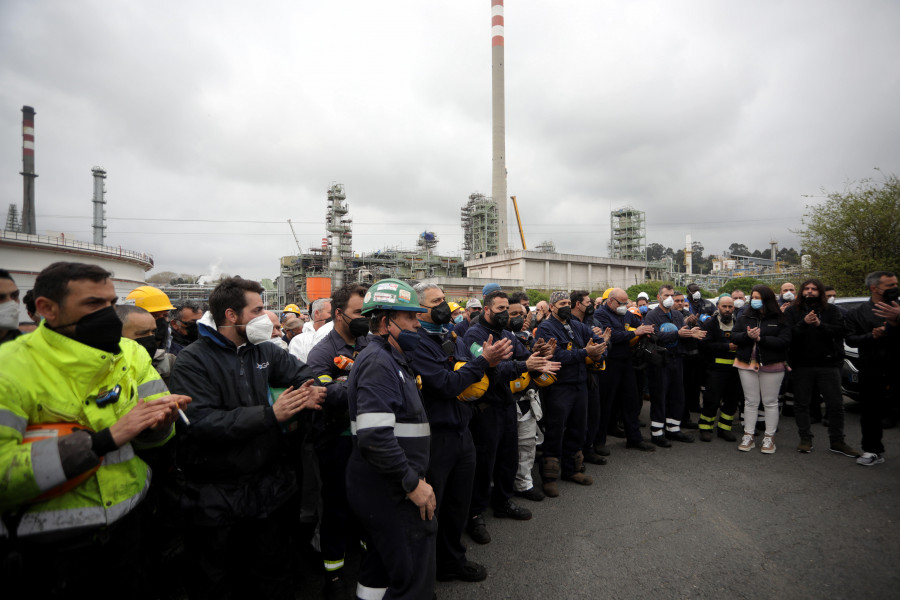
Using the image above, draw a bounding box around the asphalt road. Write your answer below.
[433,402,900,600]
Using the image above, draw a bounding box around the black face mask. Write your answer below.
[135,335,158,358]
[506,315,525,332]
[155,316,168,347]
[470,310,482,321]
[51,305,122,353]
[803,295,820,306]
[430,301,452,325]
[344,313,370,338]
[584,304,595,317]
[491,310,509,329]
[182,320,199,341]
[556,306,572,322]
[883,287,900,304]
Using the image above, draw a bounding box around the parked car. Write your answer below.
[834,296,869,400]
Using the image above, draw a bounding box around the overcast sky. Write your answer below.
[2,1,899,281]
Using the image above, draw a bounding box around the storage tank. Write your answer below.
[306,277,332,302]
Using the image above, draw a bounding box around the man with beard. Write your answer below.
[463,289,558,540]
[535,291,607,497]
[697,295,741,442]
[784,279,860,456]
[170,277,325,599]
[408,283,512,583]
[169,300,203,355]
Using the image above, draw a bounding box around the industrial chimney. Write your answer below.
[20,106,37,235]
[91,167,107,245]
[491,0,509,253]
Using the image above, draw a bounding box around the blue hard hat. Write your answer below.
[659,321,679,349]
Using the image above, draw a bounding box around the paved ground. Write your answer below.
[164,401,900,599]
[432,402,900,600]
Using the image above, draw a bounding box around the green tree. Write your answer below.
[646,242,667,262]
[728,243,750,256]
[625,281,686,300]
[800,173,900,294]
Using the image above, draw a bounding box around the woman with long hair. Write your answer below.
[732,284,792,453]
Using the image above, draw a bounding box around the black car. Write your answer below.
[834,296,869,400]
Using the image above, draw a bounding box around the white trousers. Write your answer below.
[738,369,784,436]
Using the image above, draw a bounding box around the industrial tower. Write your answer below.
[325,183,353,290]
[491,0,508,253]
[461,192,499,260]
[609,207,647,261]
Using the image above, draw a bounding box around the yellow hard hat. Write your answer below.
[127,286,174,313]
[533,372,557,387]
[510,372,531,394]
[283,304,301,314]
[448,302,461,313]
[454,362,489,402]
[602,288,613,300]
[625,324,641,347]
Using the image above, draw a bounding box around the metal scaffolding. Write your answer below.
[609,207,646,261]
[460,192,499,260]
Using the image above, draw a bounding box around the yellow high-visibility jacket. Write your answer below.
[0,322,173,537]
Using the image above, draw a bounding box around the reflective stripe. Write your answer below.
[650,421,665,428]
[717,422,733,431]
[31,438,67,493]
[0,409,27,435]
[350,420,430,438]
[355,413,396,431]
[317,375,333,384]
[5,474,150,538]
[698,423,713,430]
[719,413,734,422]
[665,418,681,426]
[356,583,387,600]
[136,378,168,398]
[666,425,681,432]
[323,559,345,571]
[715,357,735,365]
[393,422,430,438]
[104,443,135,466]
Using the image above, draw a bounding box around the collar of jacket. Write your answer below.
[198,321,237,350]
[27,321,129,392]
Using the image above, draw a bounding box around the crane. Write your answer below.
[510,195,527,250]
[287,219,303,254]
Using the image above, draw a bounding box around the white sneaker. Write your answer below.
[856,452,885,466]
[738,433,755,452]
[761,435,776,454]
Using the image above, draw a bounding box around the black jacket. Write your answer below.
[699,315,737,369]
[783,301,845,368]
[732,310,792,366]
[845,299,899,366]
[170,323,316,525]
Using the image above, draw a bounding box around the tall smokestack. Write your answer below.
[92,167,107,245]
[20,106,37,234]
[491,0,508,253]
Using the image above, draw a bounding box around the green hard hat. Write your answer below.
[362,279,428,315]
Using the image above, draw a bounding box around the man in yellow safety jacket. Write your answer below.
[0,261,189,597]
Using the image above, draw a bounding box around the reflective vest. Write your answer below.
[0,322,173,537]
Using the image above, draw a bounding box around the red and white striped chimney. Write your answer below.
[21,105,37,235]
[491,0,508,253]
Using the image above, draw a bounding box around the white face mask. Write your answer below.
[732,298,746,309]
[245,313,275,345]
[266,337,288,350]
[0,301,19,330]
[826,297,836,304]
[662,297,675,309]
[616,305,628,316]
[692,291,702,300]
[782,291,795,302]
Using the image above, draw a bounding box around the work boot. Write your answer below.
[666,430,695,443]
[466,514,491,544]
[651,435,672,448]
[323,572,346,600]
[699,430,713,443]
[797,438,813,453]
[583,450,608,465]
[717,428,737,442]
[541,457,560,498]
[514,486,545,502]
[564,452,593,485]
[592,443,611,457]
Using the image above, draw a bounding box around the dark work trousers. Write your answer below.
[469,401,518,516]
[583,370,605,452]
[317,434,358,574]
[541,382,588,476]
[183,497,296,600]
[792,366,846,442]
[859,364,898,454]
[347,470,437,600]
[3,505,144,599]
[682,352,706,419]
[648,355,686,437]
[699,367,741,431]
[428,427,477,575]
[606,358,644,444]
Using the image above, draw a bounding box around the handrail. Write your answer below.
[0,229,154,267]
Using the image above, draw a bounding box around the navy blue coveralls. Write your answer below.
[643,306,687,438]
[462,315,532,516]
[305,327,368,578]
[534,315,604,476]
[594,304,646,445]
[572,313,604,457]
[407,327,490,576]
[346,334,435,600]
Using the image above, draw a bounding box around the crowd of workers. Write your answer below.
[0,262,897,599]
